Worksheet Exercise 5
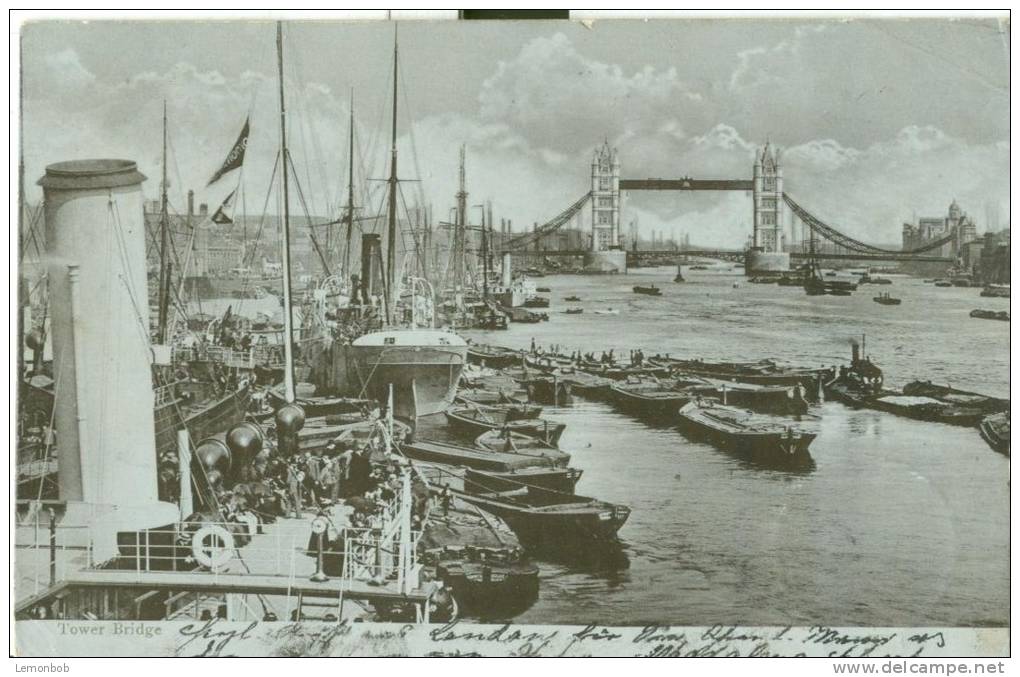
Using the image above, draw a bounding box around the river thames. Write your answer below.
[449,264,1009,626]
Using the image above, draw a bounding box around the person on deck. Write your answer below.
[286,462,303,517]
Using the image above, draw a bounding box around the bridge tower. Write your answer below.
[591,139,620,251]
[752,143,784,253]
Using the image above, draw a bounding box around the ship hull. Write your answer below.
[154,383,251,459]
[347,333,467,419]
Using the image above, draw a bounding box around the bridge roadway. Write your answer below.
[500,248,953,264]
[619,178,753,191]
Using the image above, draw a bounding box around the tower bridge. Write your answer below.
[497,141,956,273]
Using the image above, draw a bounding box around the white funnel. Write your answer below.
[40,159,178,552]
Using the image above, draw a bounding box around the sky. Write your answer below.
[19,16,1010,248]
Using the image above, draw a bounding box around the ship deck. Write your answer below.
[15,507,435,619]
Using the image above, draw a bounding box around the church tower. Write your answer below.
[753,143,784,252]
[591,140,620,251]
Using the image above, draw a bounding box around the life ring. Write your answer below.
[191,524,235,570]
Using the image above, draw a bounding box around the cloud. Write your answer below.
[478,32,701,155]
[20,26,1008,255]
[729,25,829,92]
[35,47,95,90]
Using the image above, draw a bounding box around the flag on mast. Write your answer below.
[206,117,250,187]
[210,189,237,225]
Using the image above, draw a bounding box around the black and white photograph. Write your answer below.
[11,10,1011,659]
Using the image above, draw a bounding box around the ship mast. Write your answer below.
[481,204,489,301]
[343,88,356,282]
[385,26,399,325]
[277,21,297,403]
[156,100,170,344]
[455,144,467,292]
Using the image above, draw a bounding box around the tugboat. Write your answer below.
[633,284,663,296]
[873,292,901,305]
[674,265,685,283]
[564,295,582,302]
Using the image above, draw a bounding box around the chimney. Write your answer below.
[199,203,209,217]
[187,189,195,217]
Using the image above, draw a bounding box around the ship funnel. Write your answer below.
[851,340,860,364]
[502,252,512,288]
[39,159,178,555]
[360,233,382,304]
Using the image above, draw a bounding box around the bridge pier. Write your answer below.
[745,249,791,274]
[583,249,627,274]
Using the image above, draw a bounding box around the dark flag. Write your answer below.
[206,117,250,187]
[211,189,236,225]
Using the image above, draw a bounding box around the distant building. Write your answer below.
[977,229,1010,284]
[901,199,977,258]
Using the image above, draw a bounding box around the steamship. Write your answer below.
[313,32,467,420]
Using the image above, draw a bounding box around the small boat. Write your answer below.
[522,296,550,309]
[445,405,566,445]
[564,308,584,314]
[860,274,892,285]
[593,308,620,316]
[979,412,1010,456]
[901,381,1009,416]
[934,280,953,288]
[677,377,811,416]
[456,391,540,418]
[970,309,1009,322]
[449,485,631,547]
[464,466,583,494]
[556,370,614,400]
[265,385,375,420]
[535,286,551,293]
[474,429,570,467]
[609,380,691,420]
[564,295,582,302]
[674,265,685,283]
[401,439,564,471]
[419,492,539,617]
[296,416,412,454]
[873,293,901,305]
[466,343,522,369]
[677,400,816,469]
[650,357,825,390]
[633,285,662,296]
[522,376,572,405]
[980,284,1010,298]
[690,265,709,270]
[503,306,544,323]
